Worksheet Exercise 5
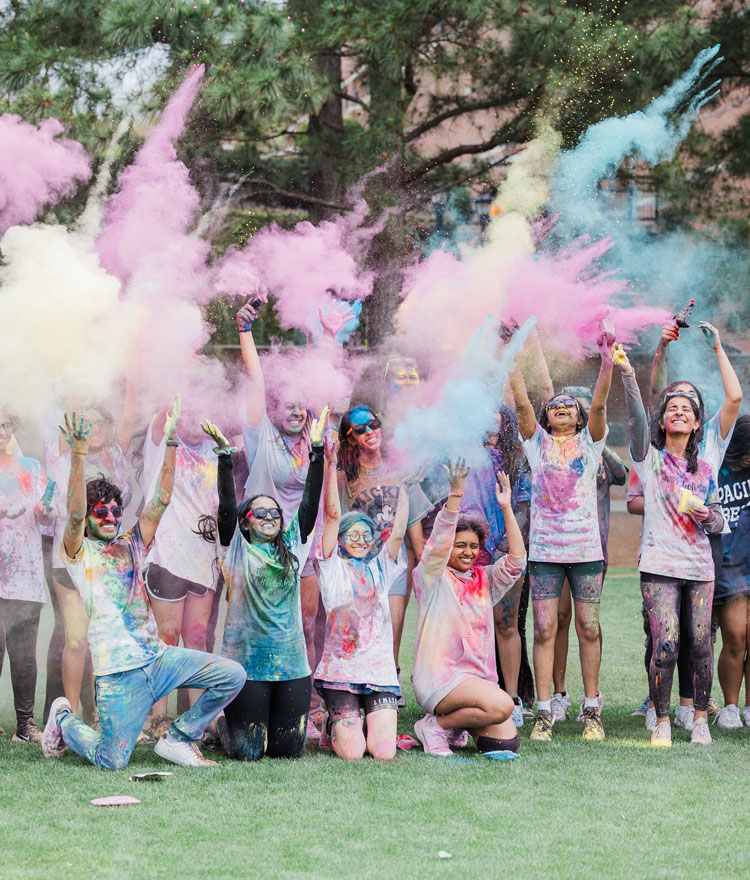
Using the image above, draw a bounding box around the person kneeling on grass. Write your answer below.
[412,459,526,757]
[314,439,408,760]
[41,402,247,770]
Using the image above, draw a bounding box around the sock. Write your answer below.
[476,734,520,754]
[537,700,551,713]
[584,696,599,709]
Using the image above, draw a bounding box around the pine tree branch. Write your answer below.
[247,177,349,212]
[404,96,508,143]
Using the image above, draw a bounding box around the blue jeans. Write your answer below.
[59,647,246,770]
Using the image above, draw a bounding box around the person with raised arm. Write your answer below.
[41,401,246,770]
[510,323,615,743]
[203,408,327,761]
[617,343,724,746]
[314,438,408,760]
[412,460,526,757]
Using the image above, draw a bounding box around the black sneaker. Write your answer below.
[12,719,42,743]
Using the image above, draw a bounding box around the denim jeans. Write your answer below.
[59,647,246,770]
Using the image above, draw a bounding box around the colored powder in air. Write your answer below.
[0,114,91,235]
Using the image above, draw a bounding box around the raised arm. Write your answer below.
[116,377,138,453]
[298,407,328,541]
[613,345,649,463]
[509,368,536,440]
[700,321,742,439]
[650,321,678,407]
[528,327,555,403]
[601,447,628,486]
[418,459,469,586]
[60,413,93,559]
[138,397,180,546]
[588,322,615,443]
[386,478,411,562]
[494,472,525,561]
[237,300,266,426]
[320,436,341,559]
[201,420,238,547]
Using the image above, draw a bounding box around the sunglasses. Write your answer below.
[91,506,123,519]
[347,417,381,436]
[546,397,578,411]
[344,530,374,544]
[246,506,282,521]
[664,390,699,403]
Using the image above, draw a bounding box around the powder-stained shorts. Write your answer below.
[145,564,210,602]
[529,560,604,603]
[320,687,399,722]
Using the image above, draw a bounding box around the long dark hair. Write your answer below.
[651,381,705,447]
[337,404,377,483]
[539,394,588,435]
[724,414,750,472]
[486,406,525,489]
[237,494,299,584]
[652,391,702,474]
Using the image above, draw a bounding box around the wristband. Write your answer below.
[449,491,464,497]
[214,446,238,456]
[166,439,180,447]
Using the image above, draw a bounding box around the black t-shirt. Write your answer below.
[718,466,750,571]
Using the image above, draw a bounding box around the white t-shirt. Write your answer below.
[522,424,607,563]
[314,545,404,690]
[0,456,48,603]
[143,419,218,588]
[243,414,308,522]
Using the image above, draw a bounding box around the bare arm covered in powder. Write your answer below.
[649,322,678,408]
[386,479,411,562]
[699,321,742,439]
[588,323,615,443]
[528,326,555,403]
[116,377,138,453]
[237,300,266,427]
[139,397,180,546]
[320,437,340,559]
[60,413,93,559]
[509,368,536,441]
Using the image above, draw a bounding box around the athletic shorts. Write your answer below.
[529,560,604,603]
[320,687,399,722]
[145,564,210,602]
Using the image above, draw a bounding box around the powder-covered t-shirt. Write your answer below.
[220,514,312,681]
[412,506,526,714]
[0,456,48,603]
[243,414,308,522]
[522,424,607,563]
[61,524,164,676]
[143,419,218,588]
[314,545,404,692]
[632,447,718,582]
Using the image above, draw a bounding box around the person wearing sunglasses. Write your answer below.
[337,404,432,703]
[411,460,526,757]
[201,408,328,761]
[312,439,410,760]
[510,322,616,743]
[0,408,56,743]
[616,350,724,747]
[42,401,246,769]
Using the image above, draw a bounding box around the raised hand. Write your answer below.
[60,412,93,455]
[319,301,358,338]
[498,318,520,344]
[443,457,471,494]
[236,300,258,334]
[699,321,721,350]
[41,477,56,513]
[164,395,181,445]
[660,321,680,346]
[201,420,234,454]
[323,434,337,467]
[310,405,330,445]
[612,343,633,373]
[597,317,616,361]
[495,471,512,508]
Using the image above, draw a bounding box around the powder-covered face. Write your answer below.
[0,410,16,452]
[85,498,122,542]
[448,530,481,573]
[661,397,699,436]
[348,408,381,454]
[274,399,307,436]
[244,495,282,542]
[87,409,113,452]
[545,395,581,434]
[339,522,375,559]
[389,360,420,395]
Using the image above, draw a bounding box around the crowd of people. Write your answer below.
[0,301,748,770]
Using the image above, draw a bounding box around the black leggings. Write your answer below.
[224,675,311,761]
[0,597,42,725]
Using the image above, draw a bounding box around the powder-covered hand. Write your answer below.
[201,420,233,454]
[60,412,93,454]
[236,300,258,333]
[660,321,680,346]
[0,505,26,520]
[699,321,721,350]
[319,302,357,339]
[164,395,181,444]
[310,405,330,445]
[495,471,512,509]
[443,458,470,494]
[612,343,633,373]
[323,435,337,467]
[597,317,616,361]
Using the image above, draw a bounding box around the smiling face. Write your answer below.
[347,407,382,454]
[85,498,122,542]
[244,495,283,542]
[339,522,376,559]
[660,395,700,437]
[86,408,114,452]
[0,409,16,452]
[448,529,481,573]
[387,359,420,395]
[544,395,582,435]
[270,394,308,437]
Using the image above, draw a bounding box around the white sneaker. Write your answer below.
[41,697,72,758]
[715,704,743,729]
[650,721,672,748]
[511,698,524,728]
[154,734,217,767]
[550,691,571,722]
[576,690,604,723]
[674,704,695,731]
[414,714,453,757]
[691,717,712,745]
[743,706,750,727]
[645,707,657,732]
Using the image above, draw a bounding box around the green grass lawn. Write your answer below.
[2,568,749,880]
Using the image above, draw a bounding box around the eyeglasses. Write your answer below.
[347,417,381,436]
[546,397,578,411]
[0,420,15,431]
[246,506,282,521]
[91,506,123,519]
[344,530,374,544]
[665,390,699,403]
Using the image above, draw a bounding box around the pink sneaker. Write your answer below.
[414,714,453,757]
[41,697,72,758]
[447,728,469,748]
[306,714,321,742]
[691,717,712,746]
